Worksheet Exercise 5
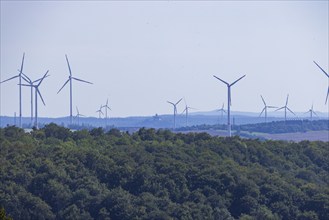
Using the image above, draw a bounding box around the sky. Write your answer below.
[1,0,328,118]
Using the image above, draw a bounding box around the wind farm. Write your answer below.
[0,2,328,219]
[0,1,328,137]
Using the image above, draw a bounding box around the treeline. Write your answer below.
[0,124,328,220]
[178,120,329,134]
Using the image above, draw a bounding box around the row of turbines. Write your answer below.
[1,54,328,135]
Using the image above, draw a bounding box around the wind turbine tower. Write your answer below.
[313,61,329,104]
[0,53,25,128]
[259,95,276,123]
[167,98,182,130]
[20,71,49,129]
[275,94,295,121]
[57,55,93,126]
[213,74,246,137]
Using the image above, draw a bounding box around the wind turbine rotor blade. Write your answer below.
[167,101,175,105]
[267,106,277,108]
[21,75,30,84]
[20,53,25,73]
[275,107,285,111]
[37,89,46,106]
[287,107,295,115]
[33,74,50,84]
[259,108,265,117]
[222,103,224,109]
[326,88,329,104]
[19,71,32,83]
[65,54,72,76]
[106,98,109,106]
[57,79,70,94]
[285,94,289,106]
[181,108,186,115]
[313,61,329,77]
[76,106,79,114]
[18,83,32,87]
[260,95,266,106]
[213,75,229,85]
[176,98,183,105]
[37,70,49,86]
[72,77,93,84]
[230,74,246,86]
[0,75,19,84]
[313,111,318,116]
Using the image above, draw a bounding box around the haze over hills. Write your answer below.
[0,110,328,129]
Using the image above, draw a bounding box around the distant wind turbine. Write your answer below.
[313,61,329,104]
[213,74,246,137]
[259,95,276,123]
[102,98,111,126]
[217,103,226,124]
[275,94,295,121]
[181,99,196,127]
[96,105,104,119]
[305,104,317,120]
[75,106,85,126]
[167,98,182,130]
[0,53,25,128]
[57,55,93,126]
[19,71,49,129]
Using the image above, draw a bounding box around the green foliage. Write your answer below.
[0,125,328,220]
[178,120,329,134]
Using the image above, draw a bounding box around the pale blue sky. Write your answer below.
[1,1,328,118]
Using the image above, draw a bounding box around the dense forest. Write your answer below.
[0,124,328,220]
[179,120,329,134]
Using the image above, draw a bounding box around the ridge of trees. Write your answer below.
[0,124,328,220]
[178,119,329,134]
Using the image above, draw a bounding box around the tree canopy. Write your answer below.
[0,124,328,220]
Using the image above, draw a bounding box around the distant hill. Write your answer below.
[1,110,328,129]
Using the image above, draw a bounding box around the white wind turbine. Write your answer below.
[217,103,226,124]
[96,105,104,119]
[275,94,295,121]
[181,99,196,127]
[20,70,49,126]
[102,98,111,126]
[213,74,246,136]
[259,95,277,123]
[20,71,49,129]
[313,61,329,104]
[167,98,182,130]
[305,104,317,120]
[0,53,25,128]
[57,55,93,126]
[75,106,85,126]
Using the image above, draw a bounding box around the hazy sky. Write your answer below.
[1,1,328,118]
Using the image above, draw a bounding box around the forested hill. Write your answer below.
[178,119,329,134]
[1,124,328,220]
